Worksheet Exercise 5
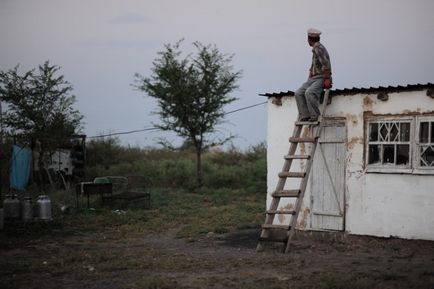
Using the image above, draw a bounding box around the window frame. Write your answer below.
[414,116,434,173]
[365,115,434,175]
[366,116,414,173]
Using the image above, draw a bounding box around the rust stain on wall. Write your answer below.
[300,159,306,171]
[346,114,358,127]
[302,127,310,137]
[346,152,352,164]
[366,110,434,118]
[299,143,306,156]
[278,203,294,223]
[363,96,374,111]
[299,126,310,160]
[271,97,282,106]
[401,108,423,114]
[346,137,363,150]
[297,207,311,229]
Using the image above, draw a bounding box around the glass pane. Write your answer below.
[421,146,434,167]
[431,122,434,143]
[383,145,395,164]
[396,145,409,165]
[420,122,429,143]
[400,122,410,142]
[390,124,398,141]
[380,124,388,141]
[368,145,380,164]
[369,123,378,141]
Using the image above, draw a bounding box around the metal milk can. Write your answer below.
[3,194,21,220]
[22,197,34,222]
[36,195,52,221]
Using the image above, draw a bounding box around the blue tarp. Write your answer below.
[10,145,32,190]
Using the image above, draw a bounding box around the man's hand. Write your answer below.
[323,69,332,88]
[323,78,332,89]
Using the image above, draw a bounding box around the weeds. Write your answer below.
[84,138,266,191]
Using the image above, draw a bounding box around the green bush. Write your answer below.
[85,138,267,191]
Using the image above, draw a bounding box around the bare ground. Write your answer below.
[1,225,434,289]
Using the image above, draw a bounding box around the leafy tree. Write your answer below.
[0,61,83,182]
[135,40,242,187]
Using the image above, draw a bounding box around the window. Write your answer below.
[368,120,411,167]
[417,120,434,168]
[366,116,434,173]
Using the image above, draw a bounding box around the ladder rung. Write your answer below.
[284,154,310,160]
[278,172,306,178]
[289,137,316,143]
[258,237,288,243]
[266,210,295,215]
[272,190,300,198]
[295,121,319,126]
[261,224,290,230]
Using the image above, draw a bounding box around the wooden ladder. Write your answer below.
[257,89,330,253]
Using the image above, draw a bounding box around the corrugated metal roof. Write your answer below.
[260,82,434,98]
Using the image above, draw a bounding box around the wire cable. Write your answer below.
[87,127,160,139]
[88,100,267,139]
[225,101,267,115]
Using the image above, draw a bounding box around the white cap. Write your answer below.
[307,28,322,37]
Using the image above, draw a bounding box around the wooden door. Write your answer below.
[311,121,346,231]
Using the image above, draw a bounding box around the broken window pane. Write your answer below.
[368,145,380,164]
[396,145,409,165]
[420,122,429,143]
[383,145,395,164]
[400,122,410,142]
[369,123,378,141]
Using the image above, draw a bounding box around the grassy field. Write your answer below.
[60,187,265,241]
[1,195,433,289]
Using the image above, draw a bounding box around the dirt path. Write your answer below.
[1,227,434,289]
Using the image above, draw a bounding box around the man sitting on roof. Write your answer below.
[295,28,332,122]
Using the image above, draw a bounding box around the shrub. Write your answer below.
[85,138,266,192]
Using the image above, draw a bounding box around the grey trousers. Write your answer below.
[294,75,323,118]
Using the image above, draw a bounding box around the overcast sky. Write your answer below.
[1,0,433,149]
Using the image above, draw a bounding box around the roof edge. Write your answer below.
[260,83,434,98]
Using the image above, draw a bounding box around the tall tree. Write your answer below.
[135,40,242,186]
[0,61,83,182]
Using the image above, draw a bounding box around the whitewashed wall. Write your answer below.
[267,89,434,241]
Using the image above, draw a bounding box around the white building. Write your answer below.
[263,83,434,241]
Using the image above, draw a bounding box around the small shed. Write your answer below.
[262,83,434,241]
